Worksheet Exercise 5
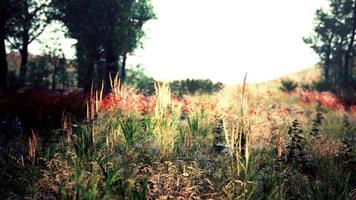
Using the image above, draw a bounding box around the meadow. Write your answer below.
[0,70,355,200]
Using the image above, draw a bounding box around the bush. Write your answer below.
[300,83,312,91]
[311,80,330,92]
[170,79,224,96]
[125,66,224,96]
[126,66,155,95]
[26,55,77,90]
[279,79,298,92]
[0,91,86,138]
[27,56,52,89]
[8,70,20,90]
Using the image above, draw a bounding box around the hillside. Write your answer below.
[249,65,322,92]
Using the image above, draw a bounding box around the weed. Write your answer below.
[279,79,298,93]
[285,120,307,169]
[120,117,139,147]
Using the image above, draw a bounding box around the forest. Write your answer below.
[0,0,355,199]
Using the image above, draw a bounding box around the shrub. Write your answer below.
[126,66,155,95]
[170,79,224,96]
[285,120,307,168]
[279,79,298,93]
[300,83,312,91]
[312,80,330,92]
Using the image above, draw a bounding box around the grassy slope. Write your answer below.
[249,65,322,93]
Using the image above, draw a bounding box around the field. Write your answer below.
[0,70,355,199]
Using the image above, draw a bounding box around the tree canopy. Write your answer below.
[6,0,50,85]
[51,0,155,91]
[304,0,356,89]
[0,0,23,91]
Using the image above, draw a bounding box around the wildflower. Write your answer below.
[350,105,356,113]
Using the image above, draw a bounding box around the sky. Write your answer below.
[29,0,329,84]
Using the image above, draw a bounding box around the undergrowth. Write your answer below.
[0,79,355,199]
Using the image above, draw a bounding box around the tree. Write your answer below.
[126,65,155,95]
[51,0,155,91]
[116,0,155,85]
[6,0,50,86]
[0,0,21,91]
[41,34,67,90]
[343,0,356,85]
[303,9,336,83]
[50,0,103,91]
[305,0,356,88]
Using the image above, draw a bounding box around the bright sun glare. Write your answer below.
[29,0,329,84]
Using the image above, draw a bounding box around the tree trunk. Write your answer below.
[324,33,334,83]
[76,43,96,92]
[0,21,8,92]
[52,55,57,90]
[77,57,94,92]
[19,36,29,86]
[344,0,356,85]
[105,48,119,90]
[82,62,94,93]
[19,1,29,87]
[62,66,67,90]
[120,54,127,86]
[335,38,345,86]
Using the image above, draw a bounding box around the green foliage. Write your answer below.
[128,180,148,200]
[170,79,224,96]
[126,67,224,96]
[51,0,155,90]
[279,78,298,92]
[262,173,284,199]
[26,54,75,89]
[7,70,20,90]
[311,79,330,92]
[141,116,155,137]
[2,77,356,199]
[310,102,324,137]
[0,0,25,90]
[27,56,51,89]
[187,114,209,138]
[103,170,122,196]
[304,0,356,89]
[337,138,354,165]
[300,83,312,91]
[6,0,51,86]
[126,65,155,95]
[72,125,96,162]
[71,124,106,164]
[313,164,353,200]
[285,120,307,168]
[120,117,139,146]
[6,0,50,48]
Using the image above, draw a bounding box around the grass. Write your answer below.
[0,71,355,199]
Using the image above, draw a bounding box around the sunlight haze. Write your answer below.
[29,0,329,84]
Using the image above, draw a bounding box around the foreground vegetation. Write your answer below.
[0,74,355,199]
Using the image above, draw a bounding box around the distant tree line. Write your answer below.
[126,66,224,96]
[0,0,155,92]
[304,0,356,91]
[170,79,223,96]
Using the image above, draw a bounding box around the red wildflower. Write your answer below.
[298,91,344,110]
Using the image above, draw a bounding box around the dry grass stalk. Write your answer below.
[62,113,72,142]
[154,82,172,119]
[221,73,251,175]
[109,73,121,97]
[85,81,105,143]
[28,130,38,161]
[153,82,179,154]
[86,82,104,121]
